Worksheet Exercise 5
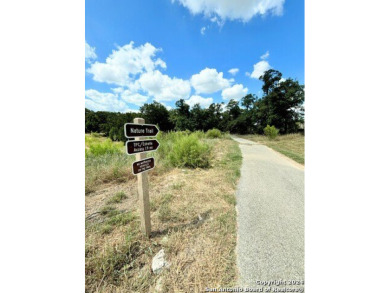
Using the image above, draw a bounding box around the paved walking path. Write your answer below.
[232,136,304,288]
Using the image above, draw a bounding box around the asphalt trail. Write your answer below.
[232,136,304,288]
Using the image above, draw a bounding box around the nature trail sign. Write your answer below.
[124,123,159,138]
[125,118,160,238]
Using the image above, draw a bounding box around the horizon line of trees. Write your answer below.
[85,69,305,142]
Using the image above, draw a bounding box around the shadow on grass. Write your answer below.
[150,209,212,238]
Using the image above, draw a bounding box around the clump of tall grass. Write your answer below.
[156,131,211,168]
[206,128,222,139]
[85,135,123,157]
[85,152,134,194]
[263,125,279,140]
[168,134,211,168]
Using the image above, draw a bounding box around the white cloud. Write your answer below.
[250,60,271,79]
[191,67,231,94]
[201,26,206,35]
[173,0,285,22]
[228,68,239,75]
[155,58,167,69]
[111,87,124,94]
[121,91,149,106]
[85,89,130,112]
[124,108,140,113]
[85,42,97,62]
[185,95,213,108]
[210,15,225,27]
[261,50,269,60]
[86,41,165,86]
[137,70,191,102]
[222,84,248,100]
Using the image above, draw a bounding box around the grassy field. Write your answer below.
[85,131,242,292]
[238,133,305,165]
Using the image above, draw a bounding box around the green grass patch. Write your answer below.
[239,133,304,165]
[101,224,114,235]
[85,135,123,157]
[217,140,243,183]
[107,191,127,204]
[107,212,136,226]
[99,206,119,217]
[219,193,236,206]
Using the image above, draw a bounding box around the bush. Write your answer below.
[192,130,206,140]
[206,128,222,139]
[85,135,123,157]
[168,134,211,168]
[263,125,279,139]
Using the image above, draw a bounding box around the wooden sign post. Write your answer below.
[133,118,151,237]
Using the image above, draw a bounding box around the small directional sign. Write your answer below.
[132,157,155,175]
[124,123,159,138]
[126,139,160,155]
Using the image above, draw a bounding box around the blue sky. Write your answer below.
[85,0,304,112]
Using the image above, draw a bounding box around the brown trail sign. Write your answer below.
[125,118,161,238]
[132,157,155,175]
[124,123,159,138]
[126,139,160,155]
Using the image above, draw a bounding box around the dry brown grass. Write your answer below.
[85,138,242,292]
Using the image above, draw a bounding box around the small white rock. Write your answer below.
[152,249,169,274]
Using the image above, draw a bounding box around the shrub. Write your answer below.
[192,130,206,140]
[263,125,279,139]
[85,136,123,157]
[206,128,222,139]
[168,134,211,168]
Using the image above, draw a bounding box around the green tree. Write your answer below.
[226,99,241,120]
[190,104,208,131]
[204,103,224,131]
[140,101,173,131]
[170,99,194,131]
[257,69,305,134]
[241,94,257,110]
[85,108,99,133]
[259,69,282,95]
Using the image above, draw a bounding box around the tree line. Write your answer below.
[85,69,304,141]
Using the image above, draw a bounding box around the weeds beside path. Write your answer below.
[85,136,242,292]
[237,134,304,165]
